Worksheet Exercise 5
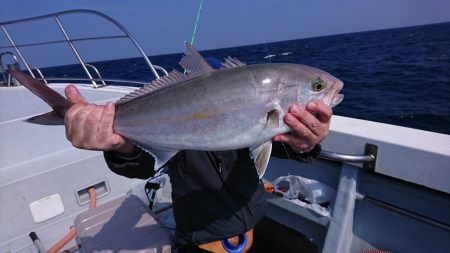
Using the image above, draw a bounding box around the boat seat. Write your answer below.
[74,194,172,253]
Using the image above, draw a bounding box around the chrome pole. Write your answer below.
[87,11,161,79]
[1,10,163,81]
[54,16,96,86]
[319,150,375,164]
[1,25,35,78]
[319,143,378,171]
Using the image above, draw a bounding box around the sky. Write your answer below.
[1,0,450,67]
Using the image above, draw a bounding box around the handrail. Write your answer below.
[34,77,150,86]
[0,35,129,50]
[31,66,48,84]
[54,15,96,86]
[0,9,164,84]
[0,51,19,83]
[85,64,106,88]
[319,151,375,164]
[319,143,378,171]
[153,65,169,76]
[1,25,35,78]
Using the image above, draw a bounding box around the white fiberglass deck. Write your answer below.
[0,84,145,252]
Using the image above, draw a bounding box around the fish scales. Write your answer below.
[114,64,296,151]
[10,43,343,176]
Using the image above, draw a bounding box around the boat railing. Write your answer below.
[0,51,21,86]
[30,66,48,84]
[1,10,381,168]
[0,9,167,87]
[84,64,106,88]
[319,143,377,171]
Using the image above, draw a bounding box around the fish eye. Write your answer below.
[311,78,325,92]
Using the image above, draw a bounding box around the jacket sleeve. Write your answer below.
[103,149,156,179]
[271,142,321,163]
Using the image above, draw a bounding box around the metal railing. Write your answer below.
[0,9,167,87]
[31,66,48,84]
[84,64,106,88]
[319,143,377,171]
[0,51,20,85]
[1,10,380,170]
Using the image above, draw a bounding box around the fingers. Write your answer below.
[65,85,87,104]
[63,85,134,153]
[67,104,97,148]
[98,103,116,145]
[65,103,87,142]
[307,100,332,124]
[64,102,117,150]
[272,101,332,152]
[287,105,318,136]
[97,103,136,155]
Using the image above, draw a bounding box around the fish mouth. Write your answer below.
[331,94,344,107]
[330,81,344,108]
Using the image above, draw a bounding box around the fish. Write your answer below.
[10,42,344,177]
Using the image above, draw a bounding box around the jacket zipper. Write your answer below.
[217,153,223,174]
[214,152,250,230]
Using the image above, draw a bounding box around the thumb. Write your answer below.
[65,84,87,104]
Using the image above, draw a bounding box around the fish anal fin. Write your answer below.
[135,142,179,170]
[250,141,273,179]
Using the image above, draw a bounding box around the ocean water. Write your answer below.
[43,22,450,135]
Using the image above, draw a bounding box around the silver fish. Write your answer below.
[11,43,344,177]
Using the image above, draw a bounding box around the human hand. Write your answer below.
[64,85,136,155]
[272,101,332,152]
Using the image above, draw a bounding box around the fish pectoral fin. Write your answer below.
[266,109,280,129]
[264,102,284,130]
[135,143,179,170]
[250,141,273,179]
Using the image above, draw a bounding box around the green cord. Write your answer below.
[190,0,205,46]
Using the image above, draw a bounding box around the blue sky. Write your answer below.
[1,0,450,67]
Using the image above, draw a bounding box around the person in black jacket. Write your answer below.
[64,84,332,252]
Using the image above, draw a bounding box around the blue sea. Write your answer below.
[44,22,450,135]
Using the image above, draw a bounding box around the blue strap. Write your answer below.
[221,233,247,253]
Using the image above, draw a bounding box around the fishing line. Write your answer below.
[184,0,204,76]
[245,2,272,63]
[190,0,205,46]
[280,142,297,171]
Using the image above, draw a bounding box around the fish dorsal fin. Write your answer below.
[179,42,215,77]
[250,141,273,179]
[221,56,247,69]
[116,69,188,106]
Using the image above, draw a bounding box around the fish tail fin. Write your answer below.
[25,111,66,125]
[9,70,73,125]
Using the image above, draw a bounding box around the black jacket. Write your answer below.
[104,143,320,245]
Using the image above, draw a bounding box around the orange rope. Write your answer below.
[47,228,77,253]
[88,187,96,210]
[47,187,96,253]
